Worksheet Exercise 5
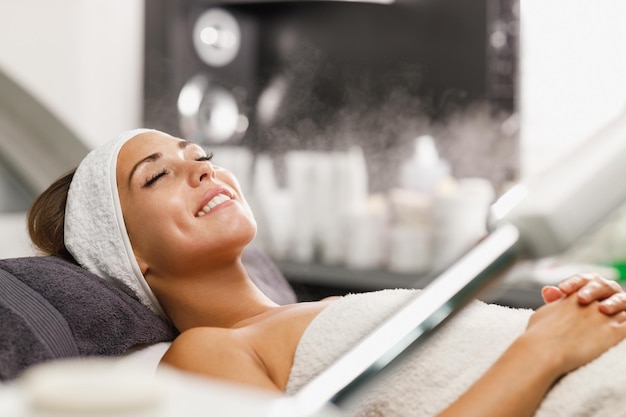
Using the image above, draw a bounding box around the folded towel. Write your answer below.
[64,128,167,317]
[0,256,177,381]
[286,289,626,417]
[0,267,78,381]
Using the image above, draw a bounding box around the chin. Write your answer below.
[224,215,257,250]
[240,220,258,248]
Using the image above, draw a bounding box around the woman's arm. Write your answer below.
[437,294,626,417]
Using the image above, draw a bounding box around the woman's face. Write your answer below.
[116,130,257,277]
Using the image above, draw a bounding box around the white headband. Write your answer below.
[64,129,167,319]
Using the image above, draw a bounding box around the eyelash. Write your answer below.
[144,169,168,187]
[142,152,215,188]
[195,152,214,162]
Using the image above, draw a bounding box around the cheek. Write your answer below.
[218,171,255,218]
[123,196,174,255]
[127,211,190,275]
[217,169,245,197]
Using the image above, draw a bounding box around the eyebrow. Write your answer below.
[128,152,162,186]
[178,140,195,149]
[127,140,199,185]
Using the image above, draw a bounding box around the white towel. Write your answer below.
[286,289,626,417]
[65,129,167,318]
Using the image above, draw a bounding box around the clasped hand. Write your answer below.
[527,273,626,376]
[542,272,626,314]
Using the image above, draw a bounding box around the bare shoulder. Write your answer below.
[161,327,280,392]
[162,327,234,363]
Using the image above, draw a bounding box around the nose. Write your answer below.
[188,159,215,187]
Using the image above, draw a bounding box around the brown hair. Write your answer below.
[27,169,78,264]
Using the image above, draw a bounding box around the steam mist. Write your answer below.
[252,39,518,195]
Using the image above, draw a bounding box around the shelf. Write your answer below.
[274,259,550,309]
[274,260,436,291]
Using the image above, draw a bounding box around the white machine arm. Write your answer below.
[491,108,626,258]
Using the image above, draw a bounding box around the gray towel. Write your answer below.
[0,248,295,381]
[0,256,176,381]
[0,267,78,380]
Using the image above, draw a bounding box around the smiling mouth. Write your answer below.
[196,193,233,217]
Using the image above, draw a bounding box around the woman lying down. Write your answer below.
[28,129,626,417]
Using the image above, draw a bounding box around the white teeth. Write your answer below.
[197,193,232,217]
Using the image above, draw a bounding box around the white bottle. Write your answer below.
[399,135,451,194]
[388,135,451,274]
[432,177,495,271]
[387,188,433,274]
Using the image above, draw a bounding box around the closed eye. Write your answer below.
[195,152,214,162]
[142,153,213,188]
[143,168,168,187]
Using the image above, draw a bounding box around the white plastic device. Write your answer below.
[491,108,626,257]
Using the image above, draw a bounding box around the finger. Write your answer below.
[557,273,595,295]
[577,277,622,304]
[542,286,565,303]
[612,310,626,324]
[599,292,626,315]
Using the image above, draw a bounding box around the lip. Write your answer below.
[195,186,236,217]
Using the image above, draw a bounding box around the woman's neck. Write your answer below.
[147,258,280,332]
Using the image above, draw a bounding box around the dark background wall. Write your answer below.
[143,0,519,192]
